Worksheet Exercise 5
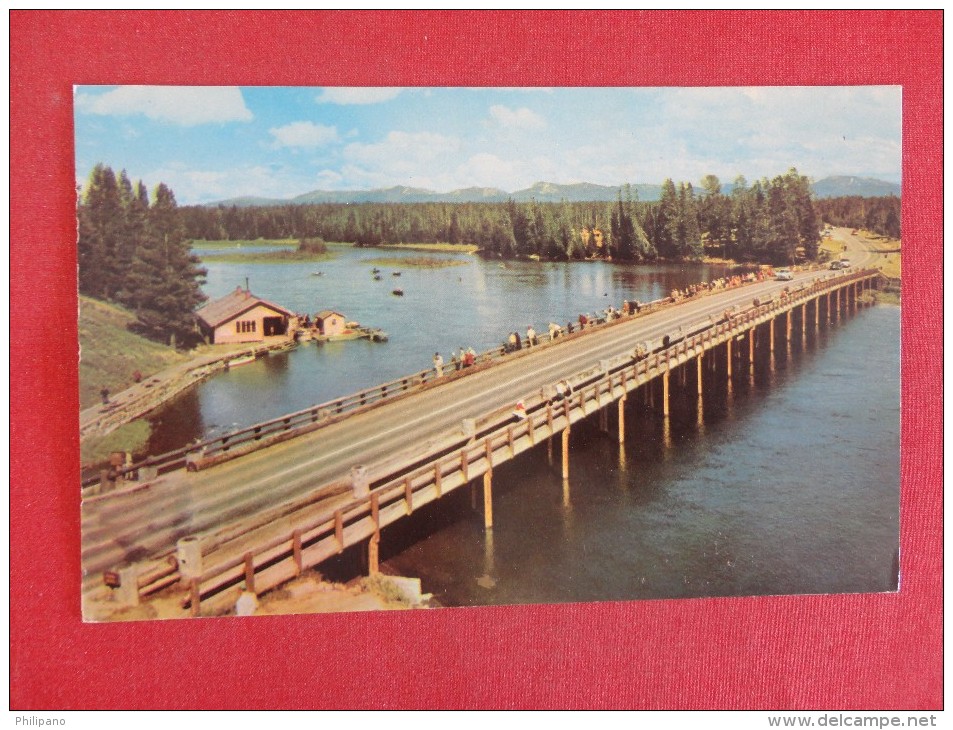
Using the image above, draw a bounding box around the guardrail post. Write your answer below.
[351,465,370,499]
[244,552,256,593]
[292,529,303,575]
[368,534,380,576]
[335,510,344,551]
[189,578,201,617]
[116,565,140,607]
[177,536,203,584]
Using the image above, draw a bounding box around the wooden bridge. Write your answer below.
[83,266,883,617]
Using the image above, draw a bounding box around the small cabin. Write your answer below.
[195,287,296,345]
[314,310,346,336]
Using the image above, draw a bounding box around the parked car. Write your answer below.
[830,260,844,270]
[775,269,794,281]
[839,258,850,268]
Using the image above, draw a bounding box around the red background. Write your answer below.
[10,11,942,709]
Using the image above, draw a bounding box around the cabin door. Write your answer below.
[263,316,285,337]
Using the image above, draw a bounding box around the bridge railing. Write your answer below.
[82,293,669,489]
[169,269,878,613]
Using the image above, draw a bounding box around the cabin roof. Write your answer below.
[315,310,344,319]
[195,287,295,328]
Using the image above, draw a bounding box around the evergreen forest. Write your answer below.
[77,163,900,347]
[77,164,207,347]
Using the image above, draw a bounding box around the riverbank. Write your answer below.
[79,296,298,466]
[84,570,433,621]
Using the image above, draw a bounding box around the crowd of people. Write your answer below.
[669,268,774,304]
[430,267,775,380]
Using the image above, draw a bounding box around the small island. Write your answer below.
[200,237,336,263]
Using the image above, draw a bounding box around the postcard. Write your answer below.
[75,85,902,622]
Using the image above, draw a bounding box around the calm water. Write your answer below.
[150,246,899,603]
[148,245,730,450]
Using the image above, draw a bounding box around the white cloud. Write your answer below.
[488,104,546,130]
[316,88,402,105]
[269,121,339,148]
[140,162,311,204]
[345,131,460,166]
[74,86,253,126]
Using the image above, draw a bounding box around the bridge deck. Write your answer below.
[83,264,881,615]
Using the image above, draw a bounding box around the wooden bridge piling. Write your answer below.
[662,369,671,417]
[483,471,493,529]
[697,353,704,395]
[561,427,571,480]
[618,394,627,445]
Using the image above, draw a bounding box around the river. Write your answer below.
[150,244,899,603]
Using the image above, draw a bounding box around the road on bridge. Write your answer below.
[83,240,870,579]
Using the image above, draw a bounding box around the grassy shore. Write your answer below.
[200,249,337,264]
[79,297,187,409]
[190,238,299,249]
[378,242,480,254]
[78,297,191,463]
[361,255,470,270]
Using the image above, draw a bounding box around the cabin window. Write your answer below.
[236,320,257,333]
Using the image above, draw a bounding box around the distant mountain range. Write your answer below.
[207,176,899,208]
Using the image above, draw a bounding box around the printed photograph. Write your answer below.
[76,86,901,621]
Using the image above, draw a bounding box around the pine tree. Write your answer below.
[77,164,124,300]
[125,183,207,346]
[680,182,703,258]
[655,179,679,258]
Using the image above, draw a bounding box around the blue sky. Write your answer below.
[74,86,902,205]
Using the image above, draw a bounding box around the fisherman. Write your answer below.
[512,400,528,421]
[553,379,573,402]
[432,352,444,377]
[527,325,538,346]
